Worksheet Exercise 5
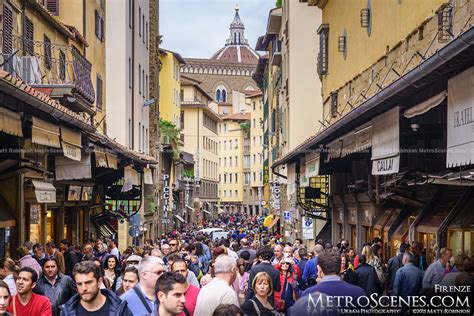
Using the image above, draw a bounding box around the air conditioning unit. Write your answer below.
[20,56,42,85]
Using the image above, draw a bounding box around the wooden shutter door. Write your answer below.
[3,5,13,55]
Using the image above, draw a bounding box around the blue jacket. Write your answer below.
[302,257,318,288]
[393,263,423,297]
[60,289,132,316]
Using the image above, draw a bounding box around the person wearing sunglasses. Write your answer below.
[121,256,165,315]
[273,258,298,313]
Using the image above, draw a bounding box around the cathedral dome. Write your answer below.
[210,5,259,64]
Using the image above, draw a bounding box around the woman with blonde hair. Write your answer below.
[0,280,11,316]
[362,244,385,285]
[241,272,282,315]
[0,258,18,295]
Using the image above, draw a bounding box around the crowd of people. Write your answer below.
[0,214,473,315]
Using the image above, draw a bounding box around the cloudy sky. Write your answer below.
[160,0,275,58]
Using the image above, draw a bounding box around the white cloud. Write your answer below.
[160,0,275,58]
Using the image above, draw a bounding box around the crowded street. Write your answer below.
[0,0,473,315]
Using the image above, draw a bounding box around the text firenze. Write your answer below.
[306,293,470,310]
[453,107,473,128]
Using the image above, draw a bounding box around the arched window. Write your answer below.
[222,89,227,102]
[215,85,227,102]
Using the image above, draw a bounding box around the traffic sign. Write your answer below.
[283,210,290,222]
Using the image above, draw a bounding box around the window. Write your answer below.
[24,17,34,56]
[229,190,232,197]
[142,125,145,152]
[59,50,66,81]
[229,157,232,166]
[146,128,148,153]
[2,5,13,55]
[96,75,103,111]
[224,158,227,166]
[219,158,221,166]
[235,190,238,197]
[224,141,227,150]
[138,64,141,94]
[235,139,238,148]
[139,7,142,36]
[235,173,238,182]
[253,137,256,147]
[142,14,145,43]
[253,102,256,110]
[46,0,59,15]
[215,85,227,102]
[253,155,256,164]
[142,69,145,99]
[129,0,132,28]
[44,35,52,70]
[229,140,232,148]
[129,58,132,89]
[145,75,148,99]
[317,24,329,77]
[235,156,238,166]
[138,122,141,151]
[224,124,227,132]
[180,89,184,102]
[95,10,104,41]
[128,119,132,148]
[145,22,148,48]
[224,190,227,198]
[253,172,256,182]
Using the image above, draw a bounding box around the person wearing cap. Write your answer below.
[125,255,142,267]
[274,257,298,312]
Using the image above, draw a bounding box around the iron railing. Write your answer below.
[0,30,95,104]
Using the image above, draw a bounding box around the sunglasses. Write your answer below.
[281,262,290,265]
[169,243,178,246]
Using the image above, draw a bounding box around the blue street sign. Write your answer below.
[283,210,290,222]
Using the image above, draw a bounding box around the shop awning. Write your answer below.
[32,180,56,203]
[404,90,447,119]
[263,214,274,227]
[268,216,280,229]
[106,153,118,169]
[124,166,139,186]
[0,107,23,137]
[60,126,82,161]
[175,215,185,223]
[144,168,153,185]
[447,67,474,168]
[31,117,61,148]
[353,123,372,153]
[94,148,108,168]
[55,154,92,180]
[371,107,400,175]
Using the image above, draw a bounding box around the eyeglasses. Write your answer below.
[169,243,178,246]
[147,270,164,276]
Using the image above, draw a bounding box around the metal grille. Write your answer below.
[44,35,52,70]
[330,91,338,118]
[317,25,329,77]
[438,6,453,43]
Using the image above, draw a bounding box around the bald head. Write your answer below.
[274,244,283,260]
[313,244,324,256]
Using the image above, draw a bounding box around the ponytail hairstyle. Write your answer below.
[0,258,20,277]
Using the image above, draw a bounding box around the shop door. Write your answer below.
[351,225,356,249]
[418,232,436,264]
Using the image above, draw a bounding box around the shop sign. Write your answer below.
[447,67,474,167]
[30,204,41,224]
[62,142,81,161]
[270,180,281,215]
[162,174,170,224]
[302,216,314,240]
[371,107,400,175]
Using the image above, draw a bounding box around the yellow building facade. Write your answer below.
[218,115,247,209]
[159,49,185,128]
[180,80,220,219]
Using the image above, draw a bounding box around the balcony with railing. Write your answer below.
[0,31,95,115]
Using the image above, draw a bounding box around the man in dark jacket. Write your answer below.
[302,249,365,309]
[60,261,132,316]
[246,246,281,303]
[393,253,423,297]
[60,239,77,277]
[355,254,381,295]
[387,242,408,294]
[36,257,76,316]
